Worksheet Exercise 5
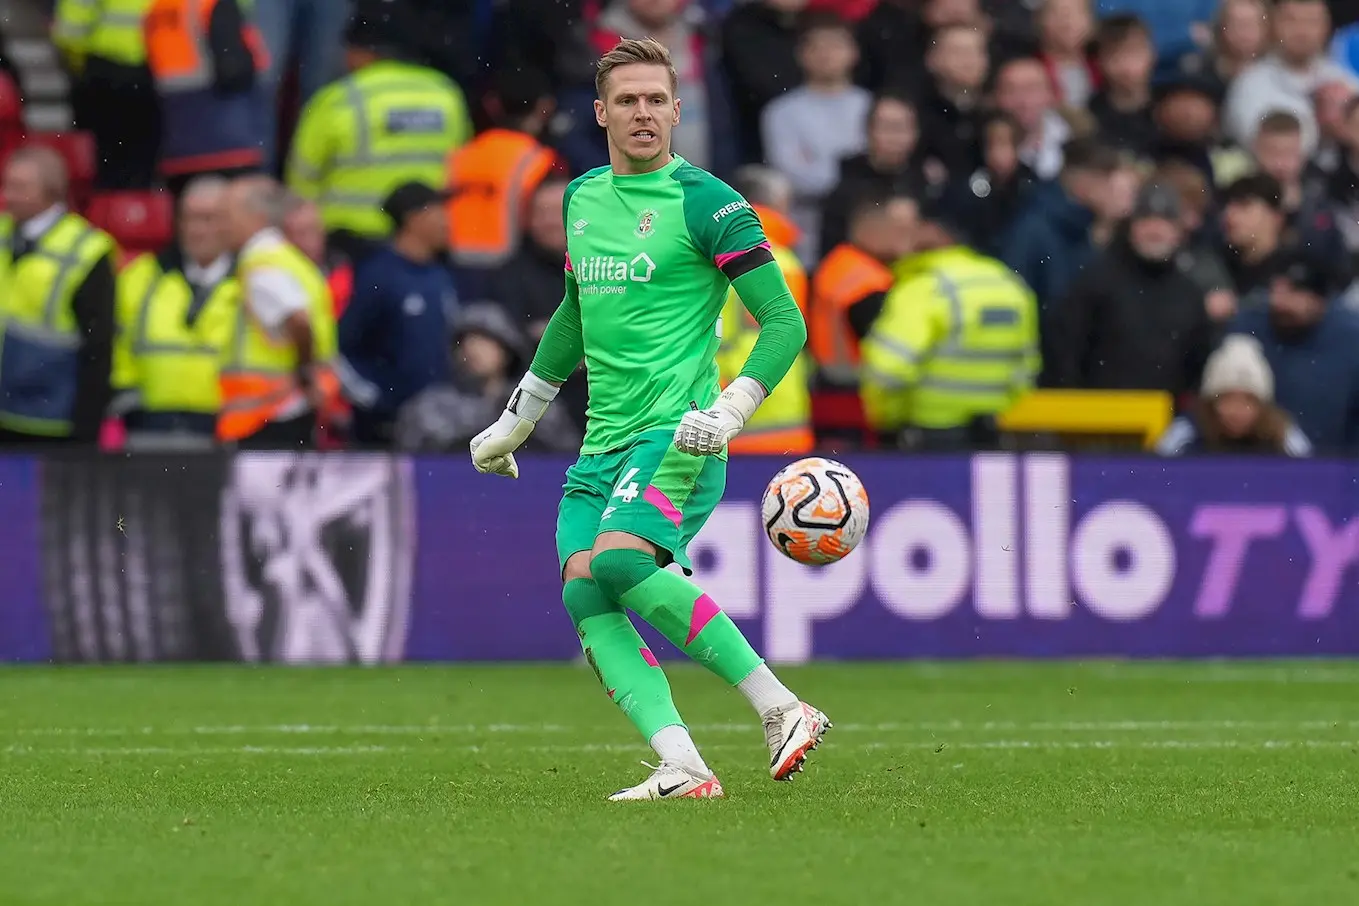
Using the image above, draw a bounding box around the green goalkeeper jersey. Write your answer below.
[547,155,773,455]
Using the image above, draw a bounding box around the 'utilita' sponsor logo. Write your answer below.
[574,253,656,290]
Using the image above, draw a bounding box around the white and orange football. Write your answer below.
[761,457,870,565]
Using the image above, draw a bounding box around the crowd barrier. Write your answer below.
[0,452,1354,663]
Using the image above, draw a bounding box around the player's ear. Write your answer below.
[593,98,607,128]
[672,97,681,126]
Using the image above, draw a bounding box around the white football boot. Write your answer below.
[607,761,725,801]
[764,701,833,781]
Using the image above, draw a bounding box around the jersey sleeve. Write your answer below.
[677,168,771,279]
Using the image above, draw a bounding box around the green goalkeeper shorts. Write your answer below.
[556,429,726,575]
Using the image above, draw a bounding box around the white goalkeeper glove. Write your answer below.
[673,376,766,456]
[470,372,559,479]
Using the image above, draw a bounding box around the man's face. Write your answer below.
[459,332,509,380]
[2,160,47,222]
[867,99,918,166]
[1129,216,1182,261]
[1275,1,1329,62]
[180,191,226,264]
[983,121,1019,177]
[1313,83,1355,140]
[1101,35,1154,91]
[994,61,1052,132]
[1154,92,1217,142]
[1220,0,1269,60]
[1223,197,1281,248]
[409,204,450,249]
[928,29,988,92]
[595,63,680,171]
[1093,167,1138,221]
[799,27,858,83]
[1253,130,1304,184]
[626,0,683,30]
[283,203,325,264]
[528,182,567,254]
[1269,278,1326,328]
[923,0,980,28]
[1040,0,1093,53]
[1214,390,1262,437]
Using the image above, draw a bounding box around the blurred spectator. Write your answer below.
[400,0,485,90]
[393,304,580,452]
[938,111,1038,256]
[761,12,871,258]
[819,92,927,258]
[860,208,1039,450]
[1220,173,1290,311]
[283,194,354,317]
[1223,0,1356,157]
[590,0,736,173]
[489,177,571,343]
[287,2,473,264]
[1000,137,1121,318]
[1147,73,1254,190]
[1229,245,1359,453]
[1310,80,1357,173]
[917,23,990,179]
[1325,94,1359,252]
[810,193,915,387]
[52,0,160,189]
[1096,0,1218,76]
[255,0,349,170]
[1177,0,1271,99]
[220,175,340,448]
[499,0,597,90]
[145,0,268,196]
[1034,0,1098,109]
[447,68,563,298]
[1048,182,1212,395]
[992,55,1069,179]
[111,176,234,450]
[721,0,807,163]
[1249,111,1346,261]
[1089,15,1157,155]
[1156,334,1312,456]
[718,166,813,454]
[338,182,459,446]
[0,147,116,444]
[1152,160,1234,307]
[858,0,998,94]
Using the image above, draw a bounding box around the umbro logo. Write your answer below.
[572,218,589,235]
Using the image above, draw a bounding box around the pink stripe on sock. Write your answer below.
[686,594,721,646]
[643,484,682,528]
[639,647,660,668]
[713,241,771,270]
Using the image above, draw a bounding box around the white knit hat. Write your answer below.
[1201,335,1274,402]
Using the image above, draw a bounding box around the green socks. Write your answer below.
[562,578,684,739]
[591,548,763,686]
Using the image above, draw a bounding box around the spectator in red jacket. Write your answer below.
[1036,0,1100,109]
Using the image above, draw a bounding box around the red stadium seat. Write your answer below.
[86,190,174,258]
[810,388,876,449]
[4,132,97,207]
[0,72,23,152]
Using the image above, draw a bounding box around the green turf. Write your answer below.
[2,662,1358,905]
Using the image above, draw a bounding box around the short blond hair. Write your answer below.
[595,37,678,100]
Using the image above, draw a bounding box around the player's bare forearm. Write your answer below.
[528,281,583,385]
[731,260,808,394]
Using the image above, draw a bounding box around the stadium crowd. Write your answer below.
[2,0,1357,455]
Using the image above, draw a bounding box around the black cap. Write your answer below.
[1276,245,1349,298]
[345,0,416,52]
[1221,173,1285,211]
[382,182,450,228]
[1131,182,1181,221]
[1152,72,1224,107]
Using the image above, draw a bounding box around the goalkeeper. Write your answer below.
[470,37,830,801]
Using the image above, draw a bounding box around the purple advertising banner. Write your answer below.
[1,453,1356,662]
[406,454,1359,662]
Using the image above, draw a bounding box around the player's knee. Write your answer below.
[562,551,593,584]
[590,546,658,602]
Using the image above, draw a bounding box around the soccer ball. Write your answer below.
[761,457,870,565]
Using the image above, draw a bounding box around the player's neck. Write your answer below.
[610,150,675,176]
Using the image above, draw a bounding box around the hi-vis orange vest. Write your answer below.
[447,128,558,268]
[810,243,894,385]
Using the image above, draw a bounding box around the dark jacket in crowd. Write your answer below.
[1047,232,1213,394]
[999,180,1100,316]
[1224,246,1290,309]
[938,163,1038,257]
[720,1,803,164]
[915,81,985,179]
[1229,304,1359,454]
[488,238,566,330]
[819,152,929,259]
[338,245,458,444]
[1088,91,1155,157]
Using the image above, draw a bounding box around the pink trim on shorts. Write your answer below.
[643,484,682,528]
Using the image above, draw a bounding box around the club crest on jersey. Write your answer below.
[635,208,658,238]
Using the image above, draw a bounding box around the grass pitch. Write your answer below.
[2,662,1357,905]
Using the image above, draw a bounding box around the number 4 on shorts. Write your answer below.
[601,468,641,521]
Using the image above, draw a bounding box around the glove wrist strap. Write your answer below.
[507,371,559,424]
[721,376,765,422]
